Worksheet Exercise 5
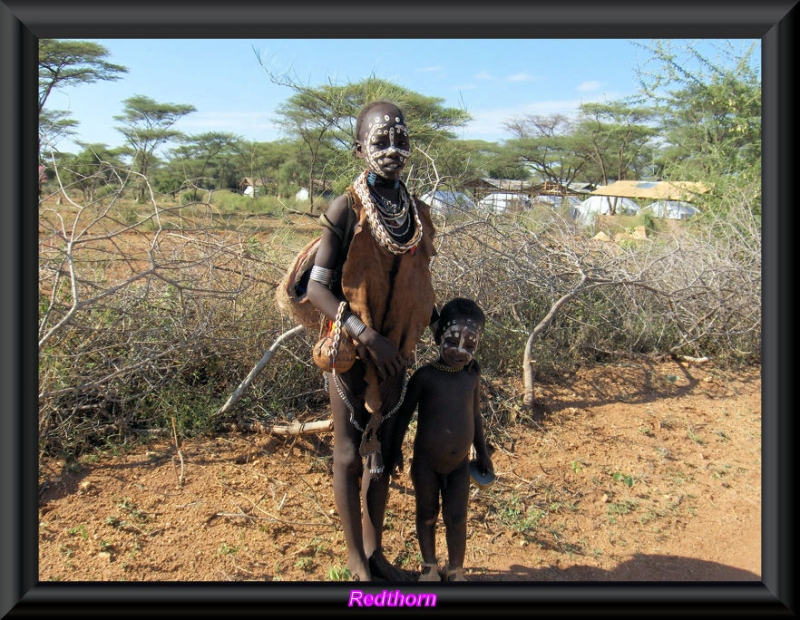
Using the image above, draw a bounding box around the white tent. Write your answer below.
[642,200,700,220]
[476,192,530,214]
[575,195,640,224]
[419,190,476,215]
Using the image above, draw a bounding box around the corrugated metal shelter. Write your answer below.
[463,178,594,202]
[591,180,709,202]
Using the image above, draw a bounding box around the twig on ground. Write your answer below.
[171,416,185,487]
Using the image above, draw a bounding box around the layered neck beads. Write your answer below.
[354,170,423,255]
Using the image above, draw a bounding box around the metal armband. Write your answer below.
[309,265,335,287]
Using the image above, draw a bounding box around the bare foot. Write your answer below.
[443,566,467,581]
[348,558,371,582]
[369,550,413,582]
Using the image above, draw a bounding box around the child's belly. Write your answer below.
[414,418,474,473]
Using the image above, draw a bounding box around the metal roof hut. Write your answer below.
[590,180,709,215]
[462,178,534,202]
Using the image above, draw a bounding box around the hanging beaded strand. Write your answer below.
[354,170,423,255]
[369,185,412,239]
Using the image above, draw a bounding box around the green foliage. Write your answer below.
[38,39,127,157]
[634,40,761,219]
[39,40,128,110]
[328,566,352,581]
[207,190,292,217]
[637,210,657,232]
[39,109,79,152]
[612,472,636,488]
[56,144,125,203]
[268,74,472,191]
[493,492,545,536]
[114,95,197,201]
[574,101,659,184]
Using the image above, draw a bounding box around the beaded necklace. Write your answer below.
[430,360,463,373]
[368,185,412,238]
[354,170,423,255]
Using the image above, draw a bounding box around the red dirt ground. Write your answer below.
[38,358,761,585]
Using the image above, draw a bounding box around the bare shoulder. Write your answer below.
[323,194,352,230]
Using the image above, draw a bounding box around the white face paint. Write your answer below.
[440,318,482,367]
[364,113,411,178]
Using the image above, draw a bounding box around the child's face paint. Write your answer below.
[440,318,481,369]
[358,106,411,181]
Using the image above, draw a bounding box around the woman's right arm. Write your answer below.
[305,195,349,324]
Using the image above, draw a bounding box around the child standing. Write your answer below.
[390,298,493,582]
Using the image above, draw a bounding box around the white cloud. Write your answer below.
[418,66,443,73]
[455,95,622,142]
[473,71,494,80]
[577,80,603,92]
[506,72,533,82]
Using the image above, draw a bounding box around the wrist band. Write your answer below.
[344,314,367,340]
[309,265,334,286]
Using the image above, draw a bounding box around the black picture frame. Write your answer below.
[2,1,795,616]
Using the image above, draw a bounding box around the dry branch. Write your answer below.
[214,324,306,418]
[230,419,333,436]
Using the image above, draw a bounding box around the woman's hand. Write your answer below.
[359,327,405,379]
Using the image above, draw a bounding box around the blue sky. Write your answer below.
[44,38,760,154]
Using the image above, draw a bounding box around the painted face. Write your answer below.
[358,106,411,180]
[439,318,482,369]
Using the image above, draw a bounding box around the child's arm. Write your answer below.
[471,372,493,475]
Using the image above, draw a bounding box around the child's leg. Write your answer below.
[441,459,470,576]
[411,456,442,566]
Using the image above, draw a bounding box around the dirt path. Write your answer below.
[38,358,761,584]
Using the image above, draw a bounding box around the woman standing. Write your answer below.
[306,100,437,581]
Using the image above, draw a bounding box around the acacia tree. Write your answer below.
[114,95,196,202]
[275,88,342,211]
[166,132,242,199]
[633,40,761,217]
[456,139,529,180]
[38,39,128,155]
[258,59,471,202]
[504,114,590,186]
[58,143,126,203]
[574,101,658,185]
[39,109,79,157]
